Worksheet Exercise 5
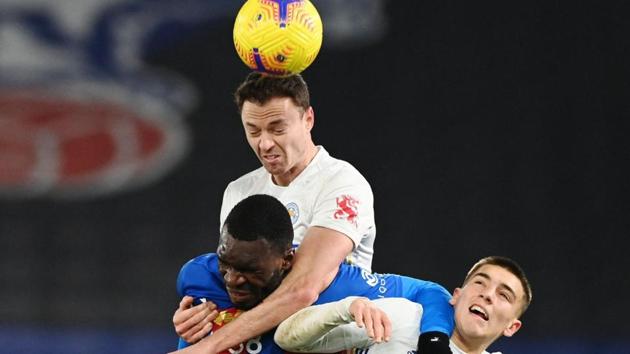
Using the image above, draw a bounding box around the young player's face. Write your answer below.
[216,232,291,310]
[449,264,524,347]
[241,97,314,186]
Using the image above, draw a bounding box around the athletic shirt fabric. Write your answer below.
[220,146,376,271]
[450,340,502,354]
[176,253,455,352]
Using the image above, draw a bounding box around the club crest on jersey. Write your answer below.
[209,308,256,354]
[361,269,379,287]
[286,202,299,225]
[333,195,359,227]
[212,308,243,328]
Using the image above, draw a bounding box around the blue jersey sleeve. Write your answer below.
[177,337,189,350]
[398,275,455,335]
[176,253,232,307]
[315,264,377,303]
[317,264,454,337]
[175,253,233,349]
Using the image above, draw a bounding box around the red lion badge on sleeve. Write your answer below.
[333,195,359,227]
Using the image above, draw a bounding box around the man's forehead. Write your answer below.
[471,264,525,295]
[218,234,272,261]
[242,97,293,115]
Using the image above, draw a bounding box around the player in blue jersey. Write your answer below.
[171,194,454,354]
[276,256,533,354]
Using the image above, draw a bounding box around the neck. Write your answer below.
[451,330,491,354]
[272,143,318,186]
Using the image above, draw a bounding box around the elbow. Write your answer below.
[274,298,313,352]
[274,282,323,351]
[287,269,335,308]
[274,304,316,353]
[274,325,301,352]
[290,285,319,308]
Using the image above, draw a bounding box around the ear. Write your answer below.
[217,229,229,253]
[281,248,295,270]
[304,106,314,131]
[449,288,462,306]
[502,319,522,337]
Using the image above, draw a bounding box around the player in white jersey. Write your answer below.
[220,145,375,270]
[275,256,533,354]
[172,72,377,353]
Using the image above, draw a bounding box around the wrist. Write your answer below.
[417,331,452,354]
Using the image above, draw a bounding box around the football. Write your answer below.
[233,0,323,75]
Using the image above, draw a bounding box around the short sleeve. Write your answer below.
[309,167,374,249]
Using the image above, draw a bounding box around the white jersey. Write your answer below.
[451,341,501,354]
[276,297,505,354]
[220,146,376,270]
[276,297,422,354]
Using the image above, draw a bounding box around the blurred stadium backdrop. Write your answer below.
[0,1,627,353]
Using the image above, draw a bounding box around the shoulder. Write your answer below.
[177,253,234,309]
[315,264,370,302]
[329,263,374,289]
[178,253,218,278]
[225,166,268,191]
[222,167,270,205]
[314,148,371,189]
[177,254,224,294]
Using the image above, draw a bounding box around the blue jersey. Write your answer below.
[176,253,454,353]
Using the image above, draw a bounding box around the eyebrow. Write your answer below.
[472,272,518,299]
[217,255,259,272]
[244,119,287,128]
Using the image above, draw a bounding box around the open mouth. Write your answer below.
[227,288,251,300]
[469,305,489,321]
[262,154,280,162]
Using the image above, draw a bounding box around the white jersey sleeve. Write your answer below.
[308,163,375,264]
[275,297,422,354]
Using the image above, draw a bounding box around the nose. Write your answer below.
[224,268,246,287]
[479,288,495,304]
[258,132,275,151]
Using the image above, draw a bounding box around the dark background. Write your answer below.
[1,1,628,353]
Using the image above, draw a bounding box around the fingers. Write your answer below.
[382,310,392,342]
[353,303,365,328]
[178,296,194,310]
[349,298,390,343]
[181,309,218,344]
[363,307,375,340]
[173,296,195,333]
[173,297,218,343]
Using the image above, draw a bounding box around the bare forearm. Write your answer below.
[205,280,319,351]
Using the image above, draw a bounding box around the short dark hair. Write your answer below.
[463,256,533,316]
[223,194,294,254]
[234,72,310,114]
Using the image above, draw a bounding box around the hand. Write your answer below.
[173,296,218,344]
[348,297,392,343]
[417,331,452,354]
